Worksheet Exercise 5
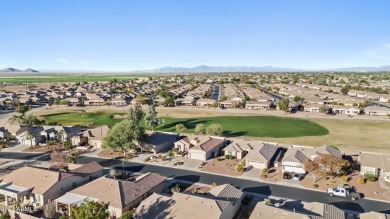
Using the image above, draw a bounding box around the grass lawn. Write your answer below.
[42,111,328,138]
[0,73,158,83]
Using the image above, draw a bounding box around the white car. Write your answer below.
[292,173,303,181]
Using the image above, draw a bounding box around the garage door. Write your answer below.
[190,152,205,161]
[282,165,305,174]
[248,161,266,169]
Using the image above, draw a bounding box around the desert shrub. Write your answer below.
[339,169,347,176]
[364,174,377,182]
[225,154,233,160]
[236,164,244,172]
[340,176,348,183]
[313,184,319,188]
[262,168,269,175]
[357,177,365,184]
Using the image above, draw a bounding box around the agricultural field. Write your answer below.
[0,73,157,83]
[41,110,328,138]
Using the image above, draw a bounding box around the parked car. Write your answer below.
[283,172,291,179]
[292,173,303,181]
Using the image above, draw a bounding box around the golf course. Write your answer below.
[41,111,329,138]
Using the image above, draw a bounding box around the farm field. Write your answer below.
[0,73,157,83]
[41,111,329,138]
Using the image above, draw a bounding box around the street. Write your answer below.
[76,155,390,214]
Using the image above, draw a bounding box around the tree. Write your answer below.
[81,109,86,119]
[25,131,35,149]
[175,124,187,136]
[57,130,65,143]
[277,98,289,111]
[206,123,223,136]
[128,105,145,125]
[144,105,165,131]
[70,199,109,219]
[120,211,133,219]
[171,184,180,193]
[195,123,206,134]
[9,115,23,124]
[103,119,146,156]
[319,104,328,113]
[305,153,350,182]
[67,150,79,164]
[0,210,10,219]
[340,87,349,95]
[16,105,30,116]
[292,96,303,103]
[163,96,175,107]
[219,95,228,102]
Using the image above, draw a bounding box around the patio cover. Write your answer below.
[0,184,32,199]
[55,193,96,206]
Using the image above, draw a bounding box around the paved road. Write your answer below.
[77,156,390,214]
[0,152,47,160]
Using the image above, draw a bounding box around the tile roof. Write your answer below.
[70,172,165,209]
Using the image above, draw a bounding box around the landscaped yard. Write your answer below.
[41,111,329,138]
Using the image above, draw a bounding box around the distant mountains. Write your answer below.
[0,67,39,73]
[148,65,301,73]
[2,65,390,73]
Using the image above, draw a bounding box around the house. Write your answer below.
[40,126,81,142]
[112,97,127,106]
[175,98,195,106]
[134,184,243,219]
[196,98,216,107]
[55,172,165,218]
[360,211,390,219]
[332,106,347,114]
[282,145,342,174]
[15,126,43,146]
[144,131,179,154]
[219,100,241,108]
[174,134,225,161]
[250,201,346,219]
[0,162,103,207]
[245,101,271,110]
[364,106,390,116]
[345,107,361,115]
[305,104,322,113]
[71,125,110,148]
[223,139,279,169]
[359,151,390,182]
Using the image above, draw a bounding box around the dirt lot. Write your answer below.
[201,157,244,177]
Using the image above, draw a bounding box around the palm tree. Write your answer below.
[9,115,23,124]
[80,109,86,124]
[25,131,35,149]
[66,150,79,164]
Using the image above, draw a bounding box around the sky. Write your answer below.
[1,0,390,71]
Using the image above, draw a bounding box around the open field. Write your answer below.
[36,108,390,153]
[0,73,158,83]
[41,110,328,138]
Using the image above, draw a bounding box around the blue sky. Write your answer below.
[1,0,390,71]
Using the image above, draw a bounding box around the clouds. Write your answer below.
[54,58,70,64]
[365,43,390,60]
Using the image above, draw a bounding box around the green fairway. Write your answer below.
[42,111,329,138]
[0,73,157,83]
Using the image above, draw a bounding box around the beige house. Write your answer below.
[134,184,243,219]
[250,201,346,219]
[282,145,342,174]
[196,98,216,107]
[364,106,390,116]
[0,162,103,207]
[174,134,225,161]
[55,172,165,218]
[71,125,111,148]
[223,139,279,169]
[245,101,270,110]
[144,131,179,154]
[359,151,390,182]
[360,211,390,219]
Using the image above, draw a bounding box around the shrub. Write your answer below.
[313,184,319,188]
[357,177,365,184]
[364,174,377,182]
[225,154,233,160]
[236,164,244,172]
[262,168,269,175]
[144,157,150,162]
[340,176,348,183]
[339,169,347,176]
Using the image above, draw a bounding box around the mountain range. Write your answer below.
[2,65,390,73]
[0,67,39,73]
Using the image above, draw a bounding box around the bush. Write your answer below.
[236,164,244,172]
[340,176,348,183]
[144,157,150,162]
[339,169,347,176]
[225,154,233,160]
[262,168,269,175]
[313,184,319,188]
[364,174,377,182]
[357,177,366,184]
